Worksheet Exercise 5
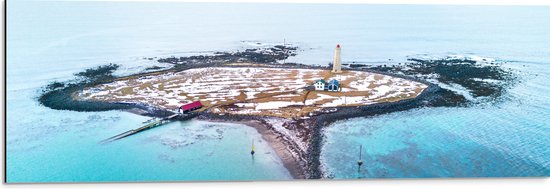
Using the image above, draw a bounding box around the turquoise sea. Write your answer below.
[6,1,550,182]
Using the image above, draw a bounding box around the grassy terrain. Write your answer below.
[77,65,427,119]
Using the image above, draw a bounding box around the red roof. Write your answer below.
[336,44,340,48]
[180,101,202,111]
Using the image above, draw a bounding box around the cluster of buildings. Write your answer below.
[314,79,340,92]
[312,44,342,92]
[177,44,344,115]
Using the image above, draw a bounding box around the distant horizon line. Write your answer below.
[23,0,550,6]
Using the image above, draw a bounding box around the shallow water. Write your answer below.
[321,105,550,178]
[7,91,291,182]
[321,47,550,178]
[6,1,550,182]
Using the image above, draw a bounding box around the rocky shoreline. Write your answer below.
[38,45,516,179]
[195,114,308,179]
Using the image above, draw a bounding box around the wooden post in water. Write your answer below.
[250,139,255,156]
[357,145,363,171]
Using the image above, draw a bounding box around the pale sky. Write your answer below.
[37,0,550,6]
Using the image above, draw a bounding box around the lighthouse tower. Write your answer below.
[332,44,342,73]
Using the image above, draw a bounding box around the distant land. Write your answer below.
[39,44,517,179]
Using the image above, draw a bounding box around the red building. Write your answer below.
[178,101,203,114]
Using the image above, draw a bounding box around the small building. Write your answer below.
[178,101,203,114]
[314,79,326,91]
[326,79,340,92]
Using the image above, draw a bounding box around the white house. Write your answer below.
[314,79,326,91]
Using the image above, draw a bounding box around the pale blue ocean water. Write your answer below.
[6,1,550,182]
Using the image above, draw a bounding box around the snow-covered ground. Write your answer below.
[77,67,427,118]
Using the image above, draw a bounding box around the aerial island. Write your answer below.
[39,44,516,179]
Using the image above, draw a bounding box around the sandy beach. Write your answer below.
[202,118,307,179]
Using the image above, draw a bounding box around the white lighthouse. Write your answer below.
[332,44,342,73]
